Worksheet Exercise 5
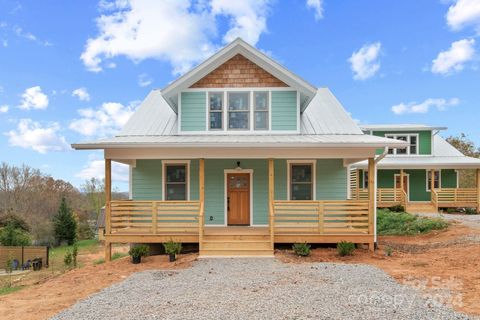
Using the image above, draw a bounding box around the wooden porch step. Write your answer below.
[199,249,274,257]
[203,234,270,241]
[202,240,271,251]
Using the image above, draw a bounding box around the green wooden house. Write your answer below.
[73,38,412,258]
[351,124,480,213]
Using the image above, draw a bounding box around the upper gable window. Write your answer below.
[228,92,250,130]
[386,134,418,155]
[209,92,223,130]
[254,91,269,130]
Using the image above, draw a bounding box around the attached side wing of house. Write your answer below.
[73,38,408,258]
[351,124,480,213]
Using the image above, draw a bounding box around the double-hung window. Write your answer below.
[289,163,314,200]
[228,92,250,130]
[209,93,223,130]
[363,171,369,189]
[254,91,269,130]
[164,164,188,200]
[427,170,440,191]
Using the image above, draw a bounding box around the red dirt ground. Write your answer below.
[1,223,479,319]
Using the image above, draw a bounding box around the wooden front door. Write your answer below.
[227,173,250,225]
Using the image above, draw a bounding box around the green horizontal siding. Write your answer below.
[271,91,297,131]
[132,160,163,200]
[316,159,347,200]
[372,130,432,155]
[181,92,206,131]
[377,169,458,202]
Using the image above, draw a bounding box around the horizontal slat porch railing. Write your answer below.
[273,200,370,235]
[435,188,478,205]
[109,200,200,235]
[358,188,403,205]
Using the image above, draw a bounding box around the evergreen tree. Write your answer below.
[52,197,77,245]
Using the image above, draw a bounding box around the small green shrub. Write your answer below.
[446,208,456,214]
[384,246,393,257]
[389,205,405,213]
[465,208,477,215]
[0,222,32,246]
[337,241,355,256]
[63,251,73,267]
[93,258,105,265]
[292,243,311,256]
[129,245,149,258]
[163,241,182,255]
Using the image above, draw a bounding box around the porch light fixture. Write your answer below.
[235,161,242,171]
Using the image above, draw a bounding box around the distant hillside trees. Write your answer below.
[446,134,480,188]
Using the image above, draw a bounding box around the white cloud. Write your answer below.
[69,101,135,137]
[81,0,272,75]
[446,0,480,32]
[210,0,271,44]
[18,86,49,110]
[348,42,382,80]
[72,87,91,101]
[12,25,51,46]
[306,0,324,20]
[391,98,460,115]
[0,105,8,113]
[5,119,71,153]
[431,38,475,74]
[138,73,153,87]
[76,154,129,182]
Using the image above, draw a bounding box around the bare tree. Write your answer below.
[446,134,480,188]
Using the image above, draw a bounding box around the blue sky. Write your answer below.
[0,0,479,191]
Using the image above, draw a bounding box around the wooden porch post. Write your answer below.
[367,158,375,251]
[104,158,112,262]
[476,169,480,213]
[400,169,404,205]
[199,159,205,250]
[268,159,275,250]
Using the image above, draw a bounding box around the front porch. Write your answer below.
[351,168,480,213]
[103,158,377,259]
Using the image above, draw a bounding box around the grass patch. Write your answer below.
[112,252,128,260]
[0,284,25,295]
[93,258,105,265]
[377,209,448,236]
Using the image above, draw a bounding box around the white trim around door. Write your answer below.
[394,173,410,201]
[224,169,254,227]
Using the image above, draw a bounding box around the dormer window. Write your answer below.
[386,134,418,155]
[228,92,250,130]
[209,92,223,130]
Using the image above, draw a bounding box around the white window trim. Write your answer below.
[253,91,270,131]
[162,160,191,201]
[287,160,316,201]
[179,88,297,135]
[425,169,441,192]
[385,133,420,155]
[223,169,255,226]
[227,91,251,131]
[394,173,410,201]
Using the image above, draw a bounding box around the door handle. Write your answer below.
[227,196,230,211]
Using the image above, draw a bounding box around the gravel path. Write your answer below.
[51,258,470,320]
[416,212,480,228]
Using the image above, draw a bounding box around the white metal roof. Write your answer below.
[361,124,447,131]
[72,134,408,149]
[352,135,480,169]
[301,88,363,135]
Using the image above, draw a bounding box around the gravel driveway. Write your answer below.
[52,258,470,320]
[416,212,480,228]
